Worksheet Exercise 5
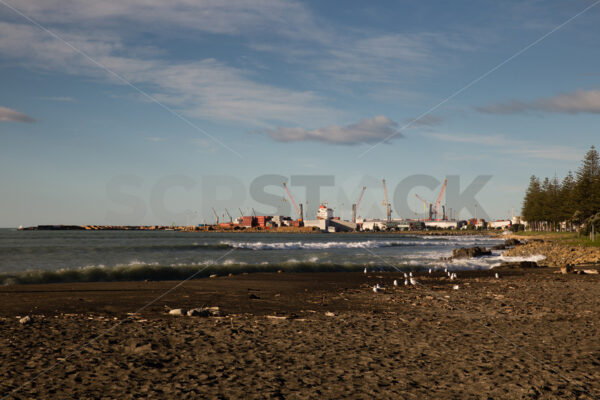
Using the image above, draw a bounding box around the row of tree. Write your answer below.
[522,146,600,232]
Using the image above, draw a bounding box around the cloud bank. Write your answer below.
[0,106,35,123]
[478,90,600,114]
[264,115,403,145]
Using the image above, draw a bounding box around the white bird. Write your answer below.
[372,285,382,293]
[495,272,500,279]
[393,279,398,286]
[404,279,409,286]
[453,285,459,290]
[364,267,367,274]
[403,272,408,278]
[450,274,455,281]
[444,268,448,273]
[428,268,432,274]
[409,272,413,278]
[410,277,417,285]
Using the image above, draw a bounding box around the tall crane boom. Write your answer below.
[382,179,391,221]
[356,186,366,211]
[434,179,447,219]
[224,208,233,223]
[211,208,219,224]
[352,186,367,223]
[414,193,428,209]
[415,194,433,220]
[283,182,302,220]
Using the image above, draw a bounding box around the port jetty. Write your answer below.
[17,224,321,233]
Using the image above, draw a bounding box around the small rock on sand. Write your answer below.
[497,261,541,269]
[187,308,211,317]
[561,265,574,274]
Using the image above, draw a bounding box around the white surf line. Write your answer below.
[1,248,238,400]
[362,246,598,399]
[358,0,600,159]
[0,0,243,159]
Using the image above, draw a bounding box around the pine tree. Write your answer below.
[522,175,542,229]
[574,146,600,219]
[559,171,576,229]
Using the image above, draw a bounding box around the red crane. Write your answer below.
[282,182,302,221]
[434,179,447,220]
[415,178,447,221]
[352,186,367,223]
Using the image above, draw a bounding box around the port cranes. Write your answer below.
[382,179,392,221]
[282,182,303,221]
[224,209,233,223]
[414,178,448,220]
[352,186,366,223]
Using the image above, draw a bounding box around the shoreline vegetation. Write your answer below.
[523,145,600,236]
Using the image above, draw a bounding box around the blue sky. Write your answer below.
[1,0,600,226]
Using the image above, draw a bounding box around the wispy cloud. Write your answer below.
[0,106,35,123]
[405,114,443,128]
[36,96,76,102]
[264,115,403,145]
[0,22,336,127]
[478,90,600,114]
[9,0,315,37]
[426,132,581,161]
[190,138,218,153]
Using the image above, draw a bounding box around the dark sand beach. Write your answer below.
[1,268,599,399]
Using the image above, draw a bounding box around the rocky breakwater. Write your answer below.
[504,239,600,267]
[448,246,492,260]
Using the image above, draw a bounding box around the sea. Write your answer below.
[0,229,544,285]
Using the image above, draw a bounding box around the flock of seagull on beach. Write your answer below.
[365,266,500,293]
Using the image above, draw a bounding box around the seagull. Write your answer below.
[393,279,399,286]
[409,272,413,278]
[453,284,459,290]
[495,272,500,279]
[410,277,417,285]
[428,268,432,274]
[444,268,448,274]
[364,267,367,274]
[450,274,455,281]
[372,285,382,293]
[404,279,409,286]
[403,272,408,278]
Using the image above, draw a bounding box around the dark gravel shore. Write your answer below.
[1,269,599,399]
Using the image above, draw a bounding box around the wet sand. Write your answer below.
[1,269,599,399]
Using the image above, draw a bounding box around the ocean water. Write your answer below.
[0,229,543,284]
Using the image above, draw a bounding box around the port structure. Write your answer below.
[351,186,366,223]
[382,179,392,222]
[415,178,448,221]
[282,182,303,221]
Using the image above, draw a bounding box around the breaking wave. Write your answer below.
[0,252,546,286]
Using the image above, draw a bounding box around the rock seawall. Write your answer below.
[504,240,600,267]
